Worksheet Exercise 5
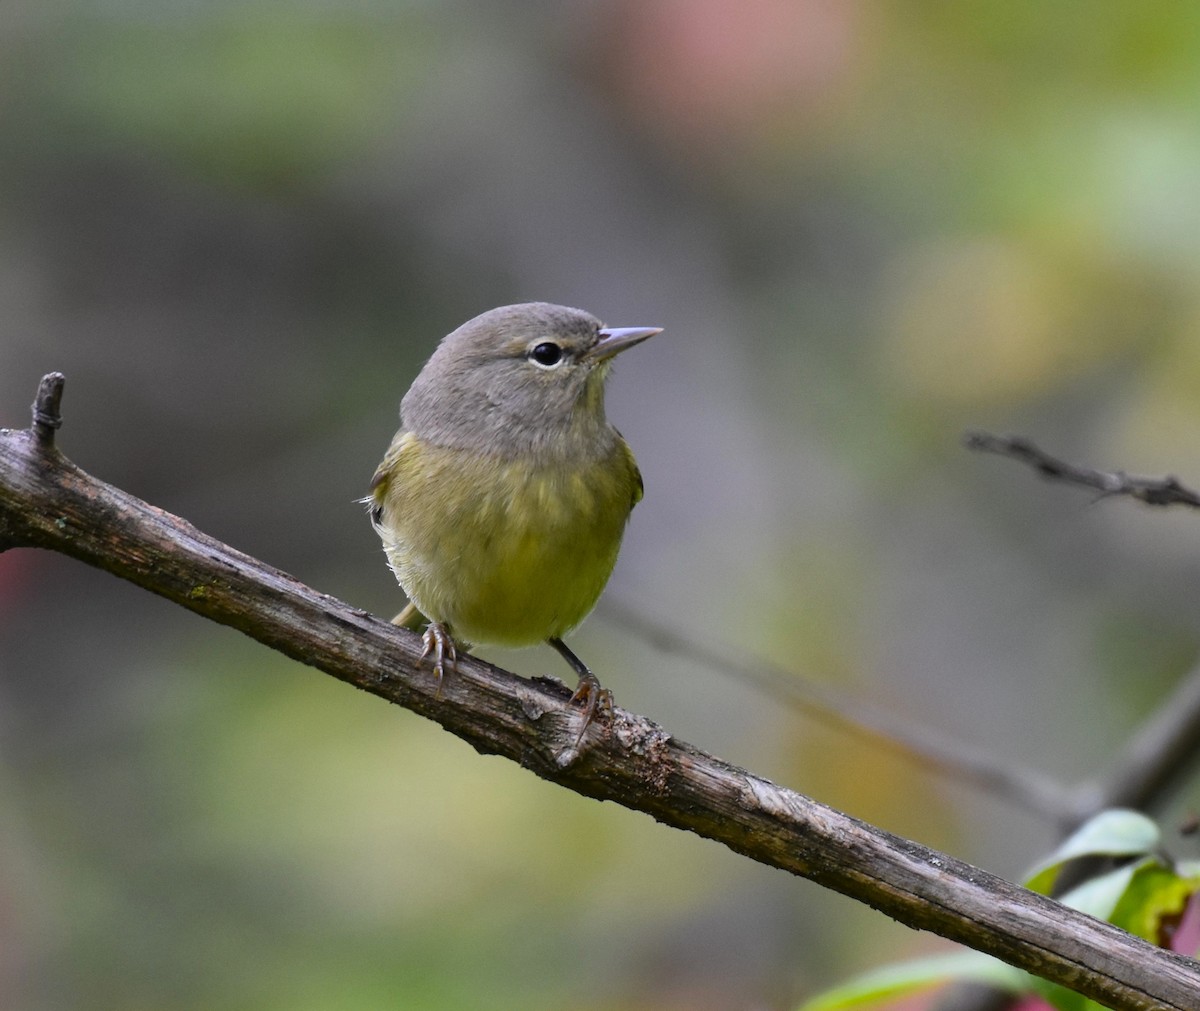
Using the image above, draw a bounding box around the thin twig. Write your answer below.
[964,432,1200,508]
[942,431,1200,1011]
[2,375,1200,1009]
[965,430,1200,825]
[599,599,1072,820]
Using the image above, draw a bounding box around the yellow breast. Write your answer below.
[372,433,641,647]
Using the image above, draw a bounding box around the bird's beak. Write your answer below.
[590,325,663,362]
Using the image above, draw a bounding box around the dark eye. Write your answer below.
[530,342,564,367]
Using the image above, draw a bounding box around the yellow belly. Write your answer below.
[373,434,640,647]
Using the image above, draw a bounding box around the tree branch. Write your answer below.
[599,599,1073,820]
[3,375,1200,1011]
[941,431,1200,1011]
[1075,659,1200,821]
[603,601,1200,834]
[964,431,1200,508]
[964,430,1200,829]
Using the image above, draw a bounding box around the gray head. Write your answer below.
[401,302,660,462]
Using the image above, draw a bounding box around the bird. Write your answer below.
[368,302,661,739]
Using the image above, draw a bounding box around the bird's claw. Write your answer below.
[420,622,457,696]
[569,672,612,747]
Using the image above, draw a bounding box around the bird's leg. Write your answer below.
[419,621,457,697]
[390,601,423,630]
[549,637,612,745]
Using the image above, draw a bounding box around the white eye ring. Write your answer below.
[528,341,565,369]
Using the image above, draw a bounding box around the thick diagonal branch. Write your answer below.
[2,377,1199,1010]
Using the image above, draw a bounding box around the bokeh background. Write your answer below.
[5,2,1200,1008]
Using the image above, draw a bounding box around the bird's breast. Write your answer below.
[373,434,640,645]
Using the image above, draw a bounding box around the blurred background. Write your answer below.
[5,2,1200,1008]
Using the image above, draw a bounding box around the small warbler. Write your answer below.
[368,302,661,736]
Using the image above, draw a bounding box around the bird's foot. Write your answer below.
[547,637,612,747]
[568,670,613,747]
[420,622,457,697]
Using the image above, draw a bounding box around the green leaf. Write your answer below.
[1024,810,1160,895]
[1055,858,1152,921]
[1026,857,1200,1011]
[801,813,1178,1011]
[1110,862,1200,944]
[798,952,1026,1011]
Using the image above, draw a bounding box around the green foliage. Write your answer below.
[799,953,1025,1011]
[799,810,1200,1011]
[1023,808,1161,895]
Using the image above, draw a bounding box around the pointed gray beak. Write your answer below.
[590,325,663,362]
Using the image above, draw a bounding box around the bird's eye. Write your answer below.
[529,342,564,368]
